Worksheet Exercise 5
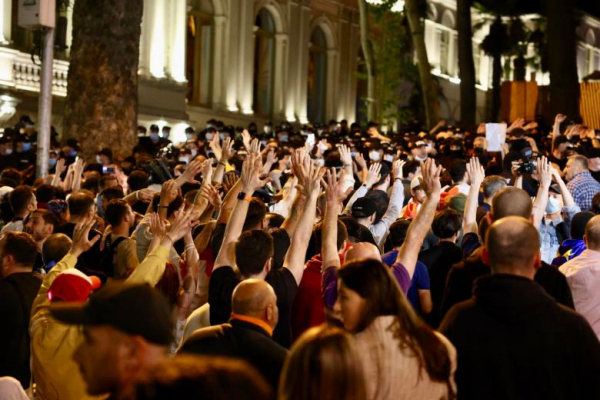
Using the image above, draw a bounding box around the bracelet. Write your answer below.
[218,161,226,166]
[135,191,140,200]
[184,243,195,252]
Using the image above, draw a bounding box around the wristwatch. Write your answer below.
[237,192,252,202]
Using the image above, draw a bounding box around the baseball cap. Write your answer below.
[410,176,423,190]
[549,184,561,194]
[48,269,102,303]
[352,197,377,219]
[414,140,426,148]
[50,283,174,346]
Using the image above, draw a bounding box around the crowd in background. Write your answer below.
[1,112,600,399]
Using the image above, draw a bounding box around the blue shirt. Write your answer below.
[382,250,431,313]
[567,171,600,211]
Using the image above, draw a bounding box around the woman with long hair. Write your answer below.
[335,259,456,400]
[279,325,367,400]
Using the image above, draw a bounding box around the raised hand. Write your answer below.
[392,159,406,180]
[200,183,222,209]
[242,129,252,152]
[292,148,310,190]
[160,179,179,206]
[249,138,261,156]
[221,137,236,162]
[166,205,196,243]
[555,114,567,124]
[364,162,382,189]
[177,159,203,185]
[419,158,442,196]
[339,144,352,167]
[322,169,351,205]
[138,188,157,203]
[355,152,367,171]
[209,134,222,161]
[467,157,485,188]
[536,156,552,188]
[69,216,99,257]
[55,158,66,175]
[299,159,324,197]
[148,212,167,238]
[241,153,270,193]
[222,171,238,194]
[265,148,278,166]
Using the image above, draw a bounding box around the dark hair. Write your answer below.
[9,185,35,215]
[312,219,348,251]
[337,260,454,394]
[35,184,58,204]
[99,175,118,190]
[266,213,285,230]
[42,233,72,265]
[482,176,507,199]
[30,209,61,230]
[432,209,462,239]
[243,198,267,231]
[151,194,184,219]
[593,192,600,215]
[1,231,38,268]
[104,199,130,227]
[135,355,270,400]
[100,187,125,204]
[81,176,100,194]
[235,230,273,277]
[449,159,467,183]
[403,160,420,178]
[388,219,411,247]
[0,168,21,186]
[67,191,95,217]
[127,171,149,191]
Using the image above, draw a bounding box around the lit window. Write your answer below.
[308,27,328,124]
[186,0,214,106]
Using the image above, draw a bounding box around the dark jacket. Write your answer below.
[179,318,288,390]
[440,249,574,319]
[440,274,600,400]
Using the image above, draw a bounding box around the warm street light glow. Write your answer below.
[365,0,405,13]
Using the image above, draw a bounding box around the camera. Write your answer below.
[516,147,536,175]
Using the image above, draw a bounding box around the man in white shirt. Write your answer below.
[560,215,600,340]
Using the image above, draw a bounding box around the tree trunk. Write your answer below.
[358,0,376,122]
[63,0,143,160]
[457,0,476,128]
[545,0,580,118]
[490,54,502,122]
[404,0,438,128]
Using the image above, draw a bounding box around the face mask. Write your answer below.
[314,158,325,168]
[317,129,325,136]
[4,148,13,155]
[264,127,272,134]
[96,156,102,164]
[351,151,357,158]
[280,134,288,143]
[205,133,214,141]
[178,156,189,164]
[206,124,214,129]
[68,149,77,157]
[369,151,381,161]
[150,133,159,141]
[546,197,560,214]
[22,142,32,152]
[186,133,195,140]
[415,155,428,162]
[190,149,198,157]
[384,154,394,162]
[261,140,268,147]
[317,142,328,153]
[219,133,227,141]
[49,158,57,168]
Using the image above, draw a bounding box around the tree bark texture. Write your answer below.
[358,0,377,122]
[63,0,143,160]
[545,0,580,118]
[457,0,476,128]
[404,0,439,128]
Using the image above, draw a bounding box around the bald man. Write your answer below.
[560,215,600,340]
[441,187,574,318]
[179,280,288,390]
[440,217,600,400]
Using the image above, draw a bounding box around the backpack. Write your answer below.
[99,235,127,278]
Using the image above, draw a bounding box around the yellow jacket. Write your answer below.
[30,245,170,400]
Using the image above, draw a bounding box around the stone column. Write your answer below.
[211,14,227,110]
[238,1,255,115]
[224,0,240,112]
[168,0,187,83]
[325,49,338,122]
[149,0,166,78]
[296,3,311,124]
[273,33,289,121]
[0,0,12,44]
[138,0,152,77]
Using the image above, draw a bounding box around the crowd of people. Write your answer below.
[1,113,600,399]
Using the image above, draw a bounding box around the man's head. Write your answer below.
[68,191,96,220]
[584,215,600,252]
[403,160,421,180]
[564,155,589,181]
[9,185,37,216]
[482,175,507,202]
[490,187,532,221]
[344,242,381,264]
[351,197,378,226]
[553,135,571,155]
[243,198,267,231]
[449,159,467,184]
[388,219,411,248]
[410,176,426,204]
[0,231,38,278]
[24,209,60,243]
[483,217,541,278]
[42,233,72,268]
[105,199,135,229]
[432,209,462,241]
[235,230,274,278]
[50,284,173,397]
[232,279,279,330]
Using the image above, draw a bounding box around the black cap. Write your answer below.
[352,197,377,219]
[50,283,174,346]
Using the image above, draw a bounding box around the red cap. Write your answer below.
[48,269,102,303]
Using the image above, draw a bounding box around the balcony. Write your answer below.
[0,46,69,97]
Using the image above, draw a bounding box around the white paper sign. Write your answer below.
[485,123,507,152]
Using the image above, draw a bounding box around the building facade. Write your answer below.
[0,0,598,141]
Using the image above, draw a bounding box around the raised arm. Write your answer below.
[551,167,576,208]
[282,160,324,285]
[532,156,552,229]
[72,158,85,192]
[51,158,66,188]
[342,163,381,215]
[396,158,442,279]
[464,157,485,235]
[213,153,268,270]
[552,113,566,152]
[212,137,235,186]
[321,169,350,270]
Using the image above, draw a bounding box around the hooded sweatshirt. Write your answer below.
[440,274,600,400]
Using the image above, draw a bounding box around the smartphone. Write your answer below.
[307,133,316,147]
[103,166,115,174]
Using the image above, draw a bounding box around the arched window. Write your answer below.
[253,9,276,117]
[308,26,328,124]
[186,0,214,106]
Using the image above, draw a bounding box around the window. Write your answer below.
[308,27,328,124]
[186,0,213,106]
[253,9,276,118]
[439,29,450,75]
[473,46,481,85]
